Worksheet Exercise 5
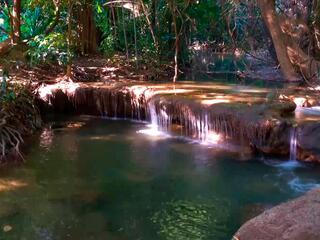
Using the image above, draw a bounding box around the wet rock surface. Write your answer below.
[233,188,320,240]
[297,123,320,163]
[35,81,320,163]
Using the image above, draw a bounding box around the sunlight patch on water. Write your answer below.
[200,131,222,145]
[137,123,223,146]
[201,99,230,106]
[89,135,117,141]
[152,200,229,240]
[0,179,28,192]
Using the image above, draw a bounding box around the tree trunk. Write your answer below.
[169,0,179,82]
[314,0,320,56]
[66,0,73,79]
[257,0,300,81]
[121,4,129,59]
[151,0,157,31]
[12,0,21,44]
[0,39,13,56]
[76,1,97,54]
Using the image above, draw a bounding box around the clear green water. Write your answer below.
[0,116,319,240]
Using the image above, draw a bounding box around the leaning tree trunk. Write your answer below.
[314,0,320,57]
[258,0,320,81]
[12,0,21,44]
[257,0,300,81]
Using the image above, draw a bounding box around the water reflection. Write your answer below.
[0,118,319,240]
[39,127,54,150]
[0,179,27,192]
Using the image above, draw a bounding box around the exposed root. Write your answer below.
[0,84,41,164]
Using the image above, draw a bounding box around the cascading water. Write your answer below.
[137,100,169,137]
[269,126,301,169]
[290,127,298,162]
[148,101,162,134]
[96,85,229,145]
[139,98,221,144]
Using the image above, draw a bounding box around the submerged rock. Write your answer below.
[3,225,13,233]
[233,188,320,240]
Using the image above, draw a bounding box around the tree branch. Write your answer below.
[0,26,9,35]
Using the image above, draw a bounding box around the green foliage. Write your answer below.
[138,33,158,63]
[0,0,234,65]
[99,33,116,57]
[27,33,71,65]
[0,0,272,68]
[95,1,117,56]
[0,7,10,42]
[0,71,16,103]
[188,0,220,41]
[21,6,54,39]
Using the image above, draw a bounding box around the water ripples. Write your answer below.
[151,199,230,240]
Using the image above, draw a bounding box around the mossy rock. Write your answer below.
[266,101,296,116]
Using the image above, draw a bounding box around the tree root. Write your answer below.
[0,84,41,164]
[0,125,24,162]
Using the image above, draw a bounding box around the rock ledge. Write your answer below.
[233,188,320,240]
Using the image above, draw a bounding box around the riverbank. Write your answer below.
[0,82,41,165]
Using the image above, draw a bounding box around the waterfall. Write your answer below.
[149,101,159,130]
[290,127,297,162]
[139,99,221,144]
[137,100,169,137]
[264,126,301,169]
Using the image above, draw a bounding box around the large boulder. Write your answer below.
[233,188,320,240]
[297,123,320,163]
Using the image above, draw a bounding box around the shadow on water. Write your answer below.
[0,117,319,240]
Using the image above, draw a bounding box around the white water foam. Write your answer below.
[288,177,320,193]
[137,124,170,138]
[290,127,297,162]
